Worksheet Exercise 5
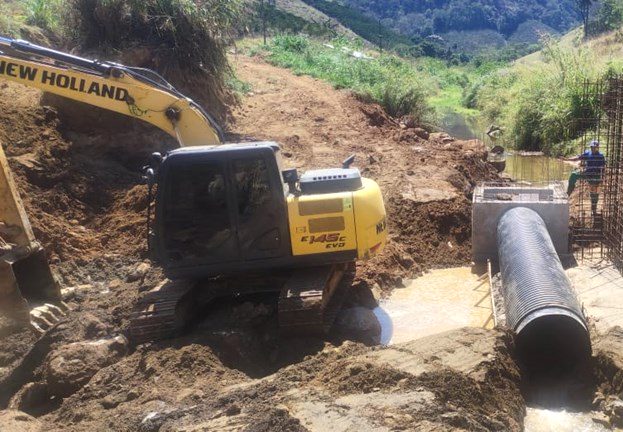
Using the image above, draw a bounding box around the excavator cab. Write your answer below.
[150,142,292,279]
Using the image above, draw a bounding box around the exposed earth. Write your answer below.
[1,54,623,431]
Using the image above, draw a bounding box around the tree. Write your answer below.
[577,0,594,38]
[593,0,623,35]
[259,0,275,45]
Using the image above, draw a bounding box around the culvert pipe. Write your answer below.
[497,207,591,370]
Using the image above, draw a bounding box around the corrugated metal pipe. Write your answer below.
[497,207,591,370]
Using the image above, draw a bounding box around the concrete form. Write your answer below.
[472,182,570,263]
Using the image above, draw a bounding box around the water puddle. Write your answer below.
[524,407,609,432]
[373,267,493,345]
[505,153,576,182]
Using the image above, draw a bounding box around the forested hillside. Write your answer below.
[344,0,580,37]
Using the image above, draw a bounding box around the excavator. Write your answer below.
[0,37,388,341]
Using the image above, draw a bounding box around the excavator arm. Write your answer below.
[0,37,224,146]
[0,37,224,329]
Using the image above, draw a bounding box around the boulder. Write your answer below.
[335,307,381,344]
[9,382,48,411]
[127,262,151,282]
[607,398,623,428]
[0,410,41,432]
[44,336,128,397]
[413,128,430,140]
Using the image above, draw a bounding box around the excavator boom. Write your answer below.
[0,37,223,146]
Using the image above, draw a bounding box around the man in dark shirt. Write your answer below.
[566,140,606,215]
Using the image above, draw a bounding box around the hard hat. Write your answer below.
[590,140,600,147]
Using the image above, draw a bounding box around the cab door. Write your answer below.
[159,159,239,266]
[231,153,290,261]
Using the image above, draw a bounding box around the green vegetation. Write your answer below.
[63,0,242,119]
[263,35,435,125]
[301,0,412,49]
[590,0,623,36]
[23,0,62,30]
[246,2,336,38]
[343,0,580,37]
[470,35,623,154]
[257,35,506,129]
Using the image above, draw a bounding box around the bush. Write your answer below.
[589,0,623,36]
[472,38,605,154]
[23,0,63,30]
[272,34,310,52]
[62,0,241,121]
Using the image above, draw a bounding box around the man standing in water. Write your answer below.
[566,140,606,216]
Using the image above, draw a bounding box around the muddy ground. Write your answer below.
[0,54,574,431]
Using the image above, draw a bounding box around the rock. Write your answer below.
[82,313,110,339]
[60,284,92,300]
[101,395,123,409]
[127,262,151,282]
[108,279,122,290]
[608,398,623,427]
[0,410,42,432]
[593,412,612,428]
[593,391,606,409]
[335,307,381,343]
[413,128,429,140]
[44,336,128,397]
[398,254,415,269]
[126,390,140,401]
[9,382,48,411]
[225,403,241,416]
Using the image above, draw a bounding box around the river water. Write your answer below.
[440,111,577,183]
[504,153,576,182]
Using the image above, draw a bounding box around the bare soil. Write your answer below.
[0,55,515,431]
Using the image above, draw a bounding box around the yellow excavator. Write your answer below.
[0,37,388,341]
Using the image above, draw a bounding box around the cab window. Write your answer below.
[233,158,271,220]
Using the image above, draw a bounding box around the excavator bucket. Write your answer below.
[0,248,60,323]
[1,142,61,329]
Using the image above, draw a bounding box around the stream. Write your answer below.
[374,112,606,431]
[441,111,576,183]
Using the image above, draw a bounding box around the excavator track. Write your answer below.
[278,263,353,335]
[129,279,195,345]
[130,263,354,344]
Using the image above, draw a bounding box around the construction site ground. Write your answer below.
[1,54,623,431]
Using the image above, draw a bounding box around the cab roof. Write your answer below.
[168,141,280,156]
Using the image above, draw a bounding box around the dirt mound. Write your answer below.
[0,85,165,262]
[36,328,522,431]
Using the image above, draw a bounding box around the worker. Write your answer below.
[566,140,606,216]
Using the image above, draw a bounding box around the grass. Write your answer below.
[62,0,242,121]
[260,35,435,126]
[244,34,510,131]
[23,0,62,30]
[472,30,623,155]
